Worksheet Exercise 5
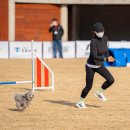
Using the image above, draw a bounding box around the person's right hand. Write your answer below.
[50,23,53,27]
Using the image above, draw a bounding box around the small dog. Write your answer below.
[14,91,34,111]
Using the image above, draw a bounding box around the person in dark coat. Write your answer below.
[76,23,115,108]
[49,18,64,58]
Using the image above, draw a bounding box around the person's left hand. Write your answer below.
[108,56,115,62]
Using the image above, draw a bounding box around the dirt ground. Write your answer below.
[0,58,130,130]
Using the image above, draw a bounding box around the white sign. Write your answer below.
[76,41,90,58]
[63,41,75,58]
[43,41,75,58]
[10,41,42,58]
[0,41,8,58]
[43,41,53,58]
[108,41,130,48]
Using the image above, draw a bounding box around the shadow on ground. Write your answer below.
[8,108,24,112]
[44,100,101,108]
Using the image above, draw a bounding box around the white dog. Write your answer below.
[14,91,34,111]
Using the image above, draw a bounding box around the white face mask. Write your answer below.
[95,31,104,38]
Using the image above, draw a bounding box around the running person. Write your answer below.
[76,23,115,108]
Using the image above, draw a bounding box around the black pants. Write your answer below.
[81,65,114,98]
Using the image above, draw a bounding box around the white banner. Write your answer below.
[43,41,75,58]
[76,41,130,58]
[43,41,53,58]
[108,41,130,48]
[63,41,75,58]
[0,41,8,58]
[10,41,42,58]
[76,41,90,58]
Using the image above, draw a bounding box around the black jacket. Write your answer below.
[49,25,64,40]
[87,36,109,66]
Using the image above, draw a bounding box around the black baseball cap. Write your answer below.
[93,23,104,32]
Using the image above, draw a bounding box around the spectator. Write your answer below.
[49,18,64,58]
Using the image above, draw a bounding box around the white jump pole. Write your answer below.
[0,81,33,85]
[31,40,35,91]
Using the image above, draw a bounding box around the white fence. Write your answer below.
[0,41,9,58]
[0,41,130,59]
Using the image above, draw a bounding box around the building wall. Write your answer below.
[78,5,130,40]
[15,4,60,41]
[0,0,8,40]
[9,0,130,40]
[15,0,130,4]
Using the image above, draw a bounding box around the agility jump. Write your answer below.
[0,40,54,92]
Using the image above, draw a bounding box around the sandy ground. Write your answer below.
[0,58,130,130]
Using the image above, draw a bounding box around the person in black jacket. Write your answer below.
[76,23,115,108]
[49,18,64,58]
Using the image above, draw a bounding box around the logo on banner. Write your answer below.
[15,47,20,52]
[15,47,37,53]
[22,47,29,53]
